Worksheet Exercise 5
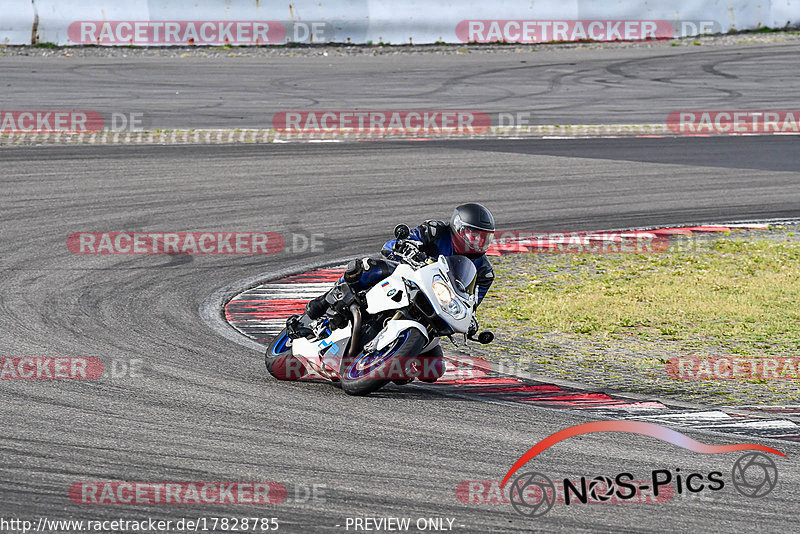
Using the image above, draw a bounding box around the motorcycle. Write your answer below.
[265,224,493,396]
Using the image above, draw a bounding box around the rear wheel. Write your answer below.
[339,329,427,396]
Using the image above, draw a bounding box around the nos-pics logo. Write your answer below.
[502,421,783,518]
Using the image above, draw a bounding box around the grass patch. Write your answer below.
[729,26,800,35]
[480,235,800,355]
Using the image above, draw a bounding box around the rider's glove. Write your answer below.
[395,239,426,262]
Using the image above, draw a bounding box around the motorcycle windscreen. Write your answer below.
[444,255,478,298]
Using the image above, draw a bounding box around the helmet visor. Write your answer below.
[453,228,494,255]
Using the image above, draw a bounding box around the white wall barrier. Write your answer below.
[3,1,798,46]
[1,0,36,45]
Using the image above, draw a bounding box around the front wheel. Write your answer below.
[339,329,428,396]
[265,328,308,381]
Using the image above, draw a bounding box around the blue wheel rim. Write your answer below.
[270,331,292,356]
[346,331,410,380]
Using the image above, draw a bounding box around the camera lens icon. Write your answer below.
[732,452,778,498]
[509,472,557,517]
[587,476,615,502]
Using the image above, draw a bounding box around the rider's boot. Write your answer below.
[305,293,330,321]
[286,258,385,339]
[286,289,351,341]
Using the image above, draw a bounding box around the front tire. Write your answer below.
[265,329,308,381]
[339,329,427,396]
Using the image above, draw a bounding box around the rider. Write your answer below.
[269,203,495,381]
[289,202,495,335]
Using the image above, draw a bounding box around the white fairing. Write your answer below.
[291,324,352,370]
[370,319,428,352]
[414,256,476,333]
[365,258,475,334]
[365,263,414,314]
[289,255,475,378]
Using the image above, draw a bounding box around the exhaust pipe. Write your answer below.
[344,303,363,361]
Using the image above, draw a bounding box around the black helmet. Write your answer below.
[450,203,495,256]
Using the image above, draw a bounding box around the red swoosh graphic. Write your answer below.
[501,421,785,487]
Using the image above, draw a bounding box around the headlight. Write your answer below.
[432,276,466,319]
[432,280,453,305]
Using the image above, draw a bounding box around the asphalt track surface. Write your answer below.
[2,42,800,128]
[2,45,800,533]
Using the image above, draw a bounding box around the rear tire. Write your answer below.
[339,329,427,396]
